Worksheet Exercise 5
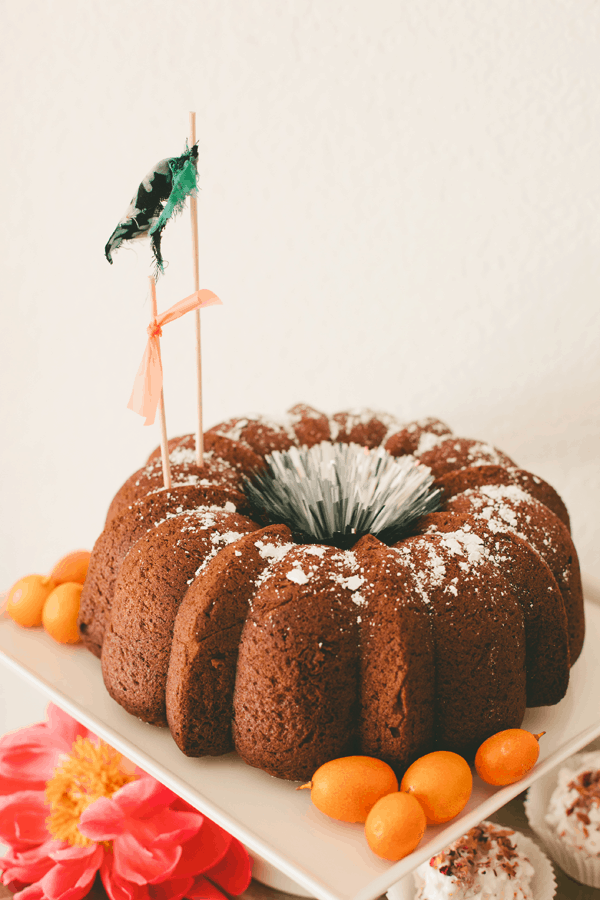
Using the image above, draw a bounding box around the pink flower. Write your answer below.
[0,705,252,900]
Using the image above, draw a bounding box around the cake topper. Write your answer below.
[105,113,218,486]
[105,144,199,275]
[244,441,441,546]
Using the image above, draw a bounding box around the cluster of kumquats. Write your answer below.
[5,551,91,643]
[299,731,545,861]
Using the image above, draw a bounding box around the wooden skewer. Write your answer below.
[150,275,172,489]
[189,111,204,467]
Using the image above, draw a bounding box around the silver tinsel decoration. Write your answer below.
[244,441,441,544]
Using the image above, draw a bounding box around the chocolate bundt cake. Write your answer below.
[78,405,585,782]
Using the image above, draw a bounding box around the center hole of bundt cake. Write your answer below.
[243,441,441,547]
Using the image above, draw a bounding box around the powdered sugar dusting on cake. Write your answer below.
[328,408,398,441]
[188,529,249,579]
[258,413,296,441]
[252,541,303,591]
[211,530,246,547]
[152,503,205,526]
[342,549,359,572]
[213,413,296,444]
[416,432,445,455]
[344,574,364,591]
[438,439,513,468]
[167,446,234,475]
[392,539,447,604]
[372,410,402,442]
[251,544,365,620]
[134,448,240,501]
[384,417,452,456]
[438,530,487,567]
[415,436,515,479]
[210,417,250,443]
[323,549,368,613]
[417,417,452,436]
[287,404,325,425]
[479,483,533,506]
[181,509,253,581]
[255,540,295,563]
[286,567,310,584]
[424,543,447,587]
[466,441,510,466]
[328,416,341,441]
[327,550,358,586]
[303,545,328,558]
[176,507,219,531]
[168,446,198,466]
[147,475,214,493]
[457,484,535,539]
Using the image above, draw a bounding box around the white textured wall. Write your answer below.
[1,0,599,592]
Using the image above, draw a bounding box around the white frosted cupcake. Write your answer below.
[387,821,555,900]
[525,749,600,887]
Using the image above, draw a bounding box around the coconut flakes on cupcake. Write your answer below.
[415,821,533,899]
[545,751,600,855]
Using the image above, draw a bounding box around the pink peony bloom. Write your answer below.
[0,704,252,900]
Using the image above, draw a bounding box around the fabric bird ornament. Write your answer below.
[105,144,198,273]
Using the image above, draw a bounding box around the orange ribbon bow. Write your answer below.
[128,289,222,426]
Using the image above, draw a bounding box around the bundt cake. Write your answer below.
[78,405,585,782]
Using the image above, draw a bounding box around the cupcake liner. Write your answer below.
[525,749,600,889]
[516,834,557,900]
[386,829,555,900]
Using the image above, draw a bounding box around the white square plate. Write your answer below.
[1,575,599,900]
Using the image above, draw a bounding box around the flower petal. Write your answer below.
[148,876,194,900]
[169,796,196,813]
[37,844,103,900]
[13,883,45,900]
[0,838,62,887]
[203,837,252,895]
[112,776,177,817]
[185,876,230,900]
[0,772,46,797]
[46,705,93,750]
[49,844,104,863]
[0,730,63,787]
[138,809,203,848]
[0,705,93,793]
[169,815,233,880]
[78,796,126,841]
[100,855,149,900]
[0,723,50,753]
[113,833,181,885]
[0,791,50,847]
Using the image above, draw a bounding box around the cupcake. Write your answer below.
[386,820,555,900]
[526,748,600,888]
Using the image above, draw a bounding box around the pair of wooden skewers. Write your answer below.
[107,112,214,490]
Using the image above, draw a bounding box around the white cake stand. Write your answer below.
[1,575,599,900]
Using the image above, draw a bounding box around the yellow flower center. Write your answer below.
[45,736,137,847]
